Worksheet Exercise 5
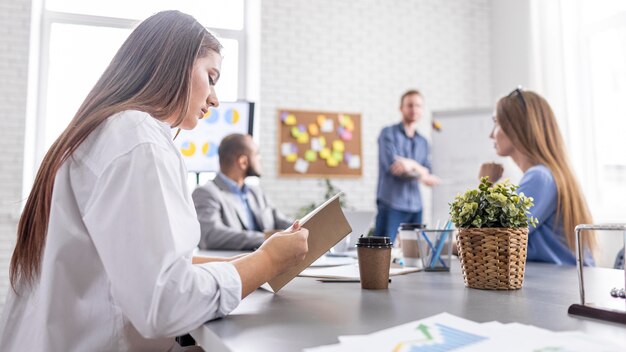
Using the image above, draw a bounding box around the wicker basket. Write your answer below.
[456,227,528,290]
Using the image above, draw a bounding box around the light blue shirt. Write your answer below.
[518,165,594,266]
[376,123,432,212]
[216,173,260,231]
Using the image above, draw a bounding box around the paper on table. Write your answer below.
[309,256,357,267]
[303,312,626,352]
[267,193,352,292]
[299,264,420,280]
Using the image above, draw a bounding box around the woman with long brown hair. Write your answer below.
[480,88,595,266]
[0,11,308,351]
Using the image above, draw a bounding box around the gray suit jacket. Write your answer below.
[192,176,292,250]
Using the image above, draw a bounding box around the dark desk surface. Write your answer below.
[192,252,626,351]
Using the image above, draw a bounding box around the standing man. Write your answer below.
[193,133,292,250]
[375,89,440,242]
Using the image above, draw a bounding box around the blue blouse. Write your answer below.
[518,165,594,266]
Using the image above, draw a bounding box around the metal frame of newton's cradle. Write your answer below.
[568,224,626,324]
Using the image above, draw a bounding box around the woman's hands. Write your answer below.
[257,221,309,277]
[232,220,308,297]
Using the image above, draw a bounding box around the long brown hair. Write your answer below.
[496,90,595,255]
[10,11,222,290]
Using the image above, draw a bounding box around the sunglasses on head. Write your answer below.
[508,86,527,112]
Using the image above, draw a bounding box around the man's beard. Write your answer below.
[245,165,260,178]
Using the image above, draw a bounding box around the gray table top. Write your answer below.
[191,254,626,351]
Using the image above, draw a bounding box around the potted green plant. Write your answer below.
[449,177,537,290]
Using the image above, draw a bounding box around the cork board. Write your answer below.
[277,109,362,177]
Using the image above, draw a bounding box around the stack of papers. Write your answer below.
[304,313,625,351]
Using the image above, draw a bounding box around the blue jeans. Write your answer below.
[374,200,422,243]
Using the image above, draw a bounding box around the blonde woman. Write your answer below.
[0,11,308,351]
[480,88,595,266]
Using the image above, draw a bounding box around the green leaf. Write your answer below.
[449,178,538,229]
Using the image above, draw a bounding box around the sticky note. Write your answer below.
[294,158,309,173]
[316,115,326,126]
[319,148,331,159]
[332,140,345,153]
[297,132,309,144]
[291,126,301,138]
[285,153,298,163]
[344,119,354,131]
[348,155,361,169]
[281,143,296,156]
[321,119,334,133]
[338,114,346,125]
[339,129,352,141]
[281,112,297,126]
[311,138,322,151]
[308,123,320,136]
[304,150,317,162]
[332,150,343,162]
[319,136,326,147]
[326,157,339,167]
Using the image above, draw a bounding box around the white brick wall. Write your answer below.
[0,0,31,307]
[0,0,492,311]
[258,0,492,220]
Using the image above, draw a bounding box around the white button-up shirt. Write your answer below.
[0,110,242,351]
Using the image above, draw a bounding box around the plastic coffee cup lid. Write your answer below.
[356,236,393,248]
[398,223,426,230]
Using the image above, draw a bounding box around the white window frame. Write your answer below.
[27,3,247,182]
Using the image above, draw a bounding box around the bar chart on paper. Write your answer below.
[392,323,487,352]
[304,312,625,352]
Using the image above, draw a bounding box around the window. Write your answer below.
[582,1,626,220]
[36,0,245,158]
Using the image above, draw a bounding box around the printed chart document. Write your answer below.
[303,312,625,352]
[267,193,352,292]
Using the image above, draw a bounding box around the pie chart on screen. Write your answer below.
[180,141,196,157]
[202,142,219,157]
[224,108,240,125]
[204,109,219,124]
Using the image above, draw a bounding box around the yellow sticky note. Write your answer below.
[332,151,343,162]
[319,148,331,159]
[291,127,301,139]
[344,119,354,132]
[297,132,309,144]
[326,157,339,167]
[332,140,345,153]
[319,136,326,147]
[308,123,320,136]
[304,150,317,162]
[316,115,326,126]
[284,114,297,126]
[285,153,297,163]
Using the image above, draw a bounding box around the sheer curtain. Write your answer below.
[529,0,626,266]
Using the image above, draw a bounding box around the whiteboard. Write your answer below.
[430,108,521,224]
[173,101,254,172]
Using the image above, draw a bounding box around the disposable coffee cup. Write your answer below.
[398,223,425,268]
[356,236,393,289]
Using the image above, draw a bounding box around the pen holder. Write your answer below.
[420,229,454,272]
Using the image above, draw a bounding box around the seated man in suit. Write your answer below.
[192,133,292,250]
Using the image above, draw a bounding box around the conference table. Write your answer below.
[191,250,626,351]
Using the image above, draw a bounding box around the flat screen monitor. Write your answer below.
[173,101,254,173]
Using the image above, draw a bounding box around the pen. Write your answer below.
[429,220,452,268]
[421,231,447,267]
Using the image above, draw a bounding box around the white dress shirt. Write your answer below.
[0,110,242,351]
